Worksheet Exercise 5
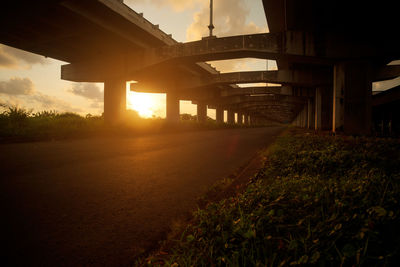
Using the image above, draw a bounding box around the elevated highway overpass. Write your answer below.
[1,0,400,134]
[262,0,400,134]
[0,0,288,124]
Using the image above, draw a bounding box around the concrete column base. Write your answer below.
[296,104,308,128]
[227,110,235,124]
[166,92,180,123]
[216,108,224,123]
[237,112,243,125]
[333,61,372,135]
[244,114,249,125]
[197,102,207,123]
[307,98,315,129]
[104,79,126,125]
[315,88,322,130]
[321,86,333,130]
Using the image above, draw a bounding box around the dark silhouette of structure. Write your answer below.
[372,86,400,136]
[1,0,399,134]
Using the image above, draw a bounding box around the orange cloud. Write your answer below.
[0,44,49,69]
[0,77,35,95]
[186,0,268,73]
[186,0,267,41]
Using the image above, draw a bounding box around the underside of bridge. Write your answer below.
[1,0,399,134]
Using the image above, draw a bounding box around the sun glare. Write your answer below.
[127,91,155,118]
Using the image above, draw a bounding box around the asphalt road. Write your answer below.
[1,127,284,266]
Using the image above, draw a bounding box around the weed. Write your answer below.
[150,134,400,266]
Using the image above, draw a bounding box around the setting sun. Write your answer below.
[127,91,155,118]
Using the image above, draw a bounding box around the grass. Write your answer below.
[0,106,263,143]
[0,106,104,142]
[143,132,400,266]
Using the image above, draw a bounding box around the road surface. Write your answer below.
[1,127,284,266]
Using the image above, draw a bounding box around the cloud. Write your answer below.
[68,83,104,113]
[0,44,49,69]
[186,0,268,74]
[0,77,35,95]
[186,0,267,41]
[90,101,104,109]
[29,92,82,112]
[69,83,103,102]
[0,77,82,113]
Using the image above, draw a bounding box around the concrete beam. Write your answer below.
[208,102,302,114]
[149,32,329,66]
[151,31,386,66]
[220,86,281,97]
[61,55,126,83]
[131,70,332,92]
[207,94,307,107]
[210,70,331,87]
[374,65,400,82]
[61,31,389,83]
[372,86,400,107]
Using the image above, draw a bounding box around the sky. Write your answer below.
[0,0,399,118]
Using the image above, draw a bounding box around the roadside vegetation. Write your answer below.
[0,105,260,143]
[145,131,400,266]
[0,105,105,142]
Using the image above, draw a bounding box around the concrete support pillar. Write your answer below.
[307,99,311,129]
[333,65,345,132]
[252,116,257,125]
[104,79,126,125]
[216,107,224,123]
[302,105,308,128]
[281,85,293,96]
[315,88,322,130]
[244,114,249,125]
[297,112,301,126]
[166,91,180,123]
[292,111,299,127]
[292,103,309,128]
[227,110,235,124]
[237,112,243,125]
[321,86,333,130]
[197,102,207,123]
[333,61,372,135]
[307,98,315,129]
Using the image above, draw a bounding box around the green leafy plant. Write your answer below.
[147,134,400,266]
